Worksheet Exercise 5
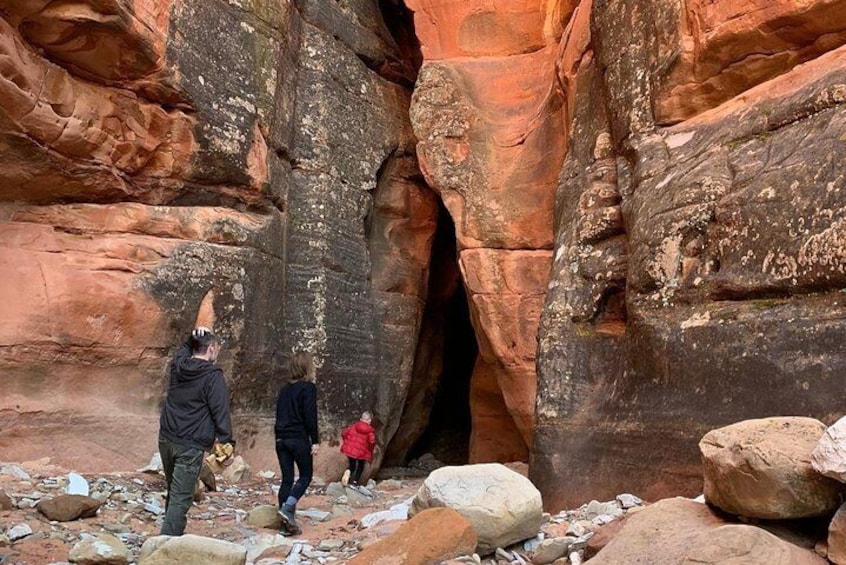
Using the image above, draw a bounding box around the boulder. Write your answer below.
[680,525,826,565]
[589,498,825,564]
[347,507,477,564]
[38,495,102,522]
[139,534,246,565]
[68,534,130,565]
[812,416,846,483]
[829,502,846,564]
[411,463,542,554]
[700,418,844,519]
[244,505,282,529]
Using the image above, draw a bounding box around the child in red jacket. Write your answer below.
[340,411,376,488]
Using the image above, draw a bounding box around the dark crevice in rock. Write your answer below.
[370,0,422,88]
[383,202,474,466]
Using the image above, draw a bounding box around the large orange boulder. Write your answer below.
[701,418,845,519]
[347,507,477,565]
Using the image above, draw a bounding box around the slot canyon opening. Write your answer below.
[384,203,477,467]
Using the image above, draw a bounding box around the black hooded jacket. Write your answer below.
[159,340,234,451]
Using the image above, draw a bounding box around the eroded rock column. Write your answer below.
[408,0,568,461]
[534,0,846,509]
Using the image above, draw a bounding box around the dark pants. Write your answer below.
[276,437,313,508]
[347,457,366,485]
[159,437,203,536]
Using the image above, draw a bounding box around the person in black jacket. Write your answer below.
[159,327,234,536]
[275,351,319,534]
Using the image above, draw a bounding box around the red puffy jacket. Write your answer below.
[341,420,376,461]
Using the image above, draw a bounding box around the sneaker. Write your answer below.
[341,469,350,487]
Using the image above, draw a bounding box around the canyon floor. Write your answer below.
[0,458,431,564]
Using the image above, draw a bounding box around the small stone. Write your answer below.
[325,482,346,499]
[0,464,30,480]
[8,523,33,542]
[318,539,344,551]
[569,550,583,565]
[377,479,403,491]
[258,470,276,479]
[68,534,130,565]
[616,494,642,509]
[532,537,574,564]
[583,500,622,520]
[37,495,102,522]
[298,508,331,521]
[66,473,90,497]
[0,491,13,511]
[523,534,543,552]
[143,503,164,516]
[495,547,512,560]
[331,504,353,518]
[137,454,163,474]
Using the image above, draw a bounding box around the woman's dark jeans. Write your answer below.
[275,437,313,507]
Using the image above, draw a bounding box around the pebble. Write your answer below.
[8,523,34,542]
[66,473,90,497]
[143,503,164,516]
[615,493,642,509]
[0,464,31,480]
[317,539,344,551]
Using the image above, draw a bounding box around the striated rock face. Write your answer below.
[0,0,436,472]
[408,0,564,461]
[534,0,846,508]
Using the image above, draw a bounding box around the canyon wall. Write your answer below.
[0,0,437,472]
[534,0,846,509]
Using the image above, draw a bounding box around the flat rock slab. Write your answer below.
[139,534,246,565]
[68,534,130,565]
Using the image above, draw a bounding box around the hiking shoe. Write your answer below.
[278,505,299,533]
[341,469,350,487]
[279,517,302,536]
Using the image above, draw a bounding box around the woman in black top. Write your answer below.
[275,351,319,534]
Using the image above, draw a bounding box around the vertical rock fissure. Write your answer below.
[383,202,476,466]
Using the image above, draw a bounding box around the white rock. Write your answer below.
[813,415,846,483]
[68,534,130,564]
[359,503,408,528]
[523,533,544,552]
[258,470,276,479]
[137,454,163,474]
[8,523,33,542]
[583,500,622,520]
[0,464,30,480]
[411,463,543,555]
[317,539,344,551]
[66,473,90,497]
[569,550,583,565]
[298,508,332,521]
[616,493,642,509]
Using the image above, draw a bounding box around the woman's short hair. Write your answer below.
[289,351,314,381]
